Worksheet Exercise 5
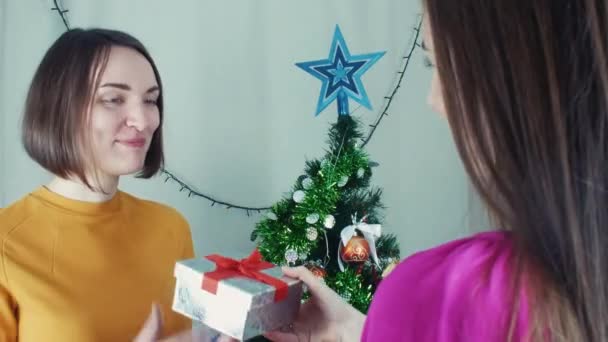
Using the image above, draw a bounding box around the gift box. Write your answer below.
[172,249,303,341]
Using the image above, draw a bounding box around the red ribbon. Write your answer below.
[201,249,289,302]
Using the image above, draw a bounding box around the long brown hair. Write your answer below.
[22,28,165,189]
[424,0,608,340]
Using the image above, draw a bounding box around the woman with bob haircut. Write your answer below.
[0,28,229,341]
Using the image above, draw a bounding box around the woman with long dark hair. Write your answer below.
[267,1,608,341]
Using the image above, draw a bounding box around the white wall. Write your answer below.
[0,0,479,258]
[0,0,5,206]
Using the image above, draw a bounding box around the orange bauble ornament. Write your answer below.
[340,235,370,263]
[307,265,327,279]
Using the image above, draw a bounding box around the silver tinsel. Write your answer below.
[323,214,336,229]
[306,213,320,224]
[292,190,306,203]
[301,177,314,190]
[285,249,299,263]
[357,167,365,178]
[306,227,319,241]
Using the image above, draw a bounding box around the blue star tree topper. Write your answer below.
[296,25,386,116]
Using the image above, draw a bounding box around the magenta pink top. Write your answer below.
[362,231,530,341]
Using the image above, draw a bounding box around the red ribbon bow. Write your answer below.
[201,249,289,302]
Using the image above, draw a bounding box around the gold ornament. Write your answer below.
[382,260,399,278]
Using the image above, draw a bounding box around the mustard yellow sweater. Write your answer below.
[0,187,194,341]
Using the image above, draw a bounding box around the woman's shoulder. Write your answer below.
[119,192,193,253]
[388,231,513,282]
[363,231,528,341]
[119,191,189,227]
[0,192,41,236]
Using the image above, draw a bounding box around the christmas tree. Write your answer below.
[251,115,400,312]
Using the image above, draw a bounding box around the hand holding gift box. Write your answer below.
[172,249,303,341]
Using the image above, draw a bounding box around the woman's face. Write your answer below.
[87,46,160,178]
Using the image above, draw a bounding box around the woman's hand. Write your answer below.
[134,304,236,342]
[264,266,366,342]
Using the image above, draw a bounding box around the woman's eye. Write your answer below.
[102,97,124,105]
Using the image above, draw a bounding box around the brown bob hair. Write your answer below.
[22,28,164,189]
[424,0,608,340]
